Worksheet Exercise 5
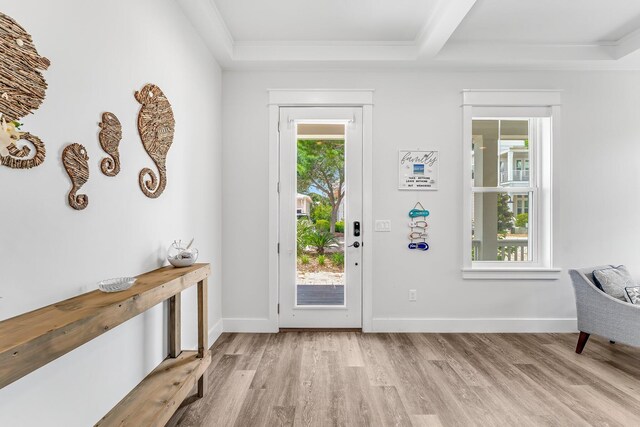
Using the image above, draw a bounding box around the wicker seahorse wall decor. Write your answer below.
[134,83,175,199]
[62,143,89,210]
[0,11,50,169]
[98,112,122,177]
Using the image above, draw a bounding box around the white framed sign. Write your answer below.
[398,150,438,190]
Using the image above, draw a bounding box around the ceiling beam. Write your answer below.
[610,28,640,60]
[176,0,234,67]
[416,0,477,59]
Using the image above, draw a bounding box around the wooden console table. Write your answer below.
[0,263,211,426]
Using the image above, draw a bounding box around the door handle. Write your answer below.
[348,241,360,248]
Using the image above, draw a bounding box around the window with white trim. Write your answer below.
[462,90,560,280]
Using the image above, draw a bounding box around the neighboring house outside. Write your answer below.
[296,193,312,217]
[499,142,529,216]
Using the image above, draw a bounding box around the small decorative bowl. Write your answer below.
[167,241,199,268]
[98,277,137,293]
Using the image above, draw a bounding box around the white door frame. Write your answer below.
[267,89,374,332]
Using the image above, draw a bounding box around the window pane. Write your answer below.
[472,192,531,262]
[472,119,529,188]
[296,133,345,306]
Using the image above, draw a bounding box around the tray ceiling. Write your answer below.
[213,0,439,42]
[177,0,640,70]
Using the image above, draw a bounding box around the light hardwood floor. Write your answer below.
[168,332,640,426]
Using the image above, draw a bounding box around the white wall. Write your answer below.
[0,1,222,425]
[222,70,640,331]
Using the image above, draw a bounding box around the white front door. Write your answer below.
[279,107,363,328]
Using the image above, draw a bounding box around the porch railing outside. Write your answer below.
[499,170,530,183]
[472,239,529,261]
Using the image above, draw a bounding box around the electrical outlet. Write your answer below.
[375,220,391,232]
[409,289,417,301]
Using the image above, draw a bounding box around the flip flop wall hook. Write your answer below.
[409,220,428,228]
[408,242,429,251]
[409,231,428,240]
[409,202,430,218]
[408,201,430,252]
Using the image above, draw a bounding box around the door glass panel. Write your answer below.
[296,124,346,306]
[472,192,531,262]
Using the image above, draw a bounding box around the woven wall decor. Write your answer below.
[2,133,45,169]
[0,12,50,169]
[98,112,122,177]
[135,83,175,199]
[62,143,89,210]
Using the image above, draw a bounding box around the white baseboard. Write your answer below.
[223,318,278,333]
[371,317,577,333]
[208,318,224,344]
[218,317,576,333]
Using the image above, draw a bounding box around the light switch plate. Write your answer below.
[375,220,391,232]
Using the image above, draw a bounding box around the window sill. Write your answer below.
[462,267,562,280]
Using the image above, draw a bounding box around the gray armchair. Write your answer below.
[569,266,640,353]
